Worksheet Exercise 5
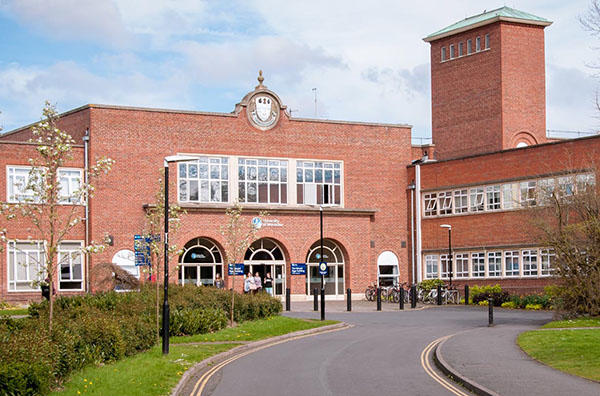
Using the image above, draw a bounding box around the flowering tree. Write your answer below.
[0,102,114,332]
[220,202,266,326]
[139,176,185,341]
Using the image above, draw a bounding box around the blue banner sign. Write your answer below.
[228,263,245,275]
[134,235,151,266]
[319,261,328,275]
[291,263,307,275]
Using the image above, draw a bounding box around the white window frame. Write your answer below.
[7,240,46,292]
[449,44,455,59]
[471,252,485,277]
[476,36,481,51]
[58,168,83,204]
[487,251,502,277]
[7,166,83,205]
[424,193,438,216]
[440,254,451,279]
[458,42,464,56]
[486,185,501,210]
[504,250,520,277]
[178,156,229,203]
[425,255,439,279]
[540,249,555,276]
[469,187,484,212]
[58,241,85,291]
[441,47,447,61]
[522,249,538,277]
[520,181,537,207]
[296,160,342,206]
[238,158,288,205]
[453,189,468,214]
[467,39,472,54]
[485,34,490,49]
[455,253,469,278]
[438,191,453,215]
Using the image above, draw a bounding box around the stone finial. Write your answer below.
[256,70,266,89]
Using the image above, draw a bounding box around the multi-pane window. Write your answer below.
[58,242,84,290]
[179,157,228,203]
[537,178,555,205]
[488,252,502,277]
[455,253,469,278]
[449,44,455,59]
[438,191,453,215]
[502,183,518,209]
[467,39,472,54]
[296,161,341,205]
[425,255,439,279]
[441,47,447,61]
[486,185,500,210]
[471,252,485,277]
[476,36,481,51]
[469,187,484,212]
[522,249,538,276]
[540,249,555,276]
[440,254,451,278]
[453,189,468,213]
[239,158,287,204]
[7,166,39,203]
[424,193,438,216]
[520,181,537,207]
[7,241,45,291]
[505,250,520,277]
[558,176,575,197]
[485,34,490,49]
[59,169,83,204]
[458,42,464,56]
[576,173,596,193]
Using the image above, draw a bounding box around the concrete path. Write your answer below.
[437,318,600,396]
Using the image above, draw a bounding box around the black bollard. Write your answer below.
[347,288,352,311]
[285,288,291,311]
[488,297,494,326]
[410,285,417,309]
[399,288,404,310]
[465,285,469,305]
[313,288,318,311]
[320,288,325,321]
[437,284,442,305]
[376,288,382,311]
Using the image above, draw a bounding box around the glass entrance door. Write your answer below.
[245,263,285,297]
[306,264,343,295]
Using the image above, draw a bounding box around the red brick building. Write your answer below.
[1,7,598,302]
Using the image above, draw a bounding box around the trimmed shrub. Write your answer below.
[525,304,543,310]
[478,300,489,306]
[501,301,517,309]
[418,279,445,292]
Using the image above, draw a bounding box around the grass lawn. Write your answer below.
[51,316,338,396]
[541,317,600,329]
[0,308,28,316]
[518,329,600,381]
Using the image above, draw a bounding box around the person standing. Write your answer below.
[245,271,255,294]
[254,272,262,294]
[214,273,224,289]
[264,272,274,296]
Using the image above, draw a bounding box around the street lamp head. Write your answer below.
[164,155,199,165]
[440,224,452,230]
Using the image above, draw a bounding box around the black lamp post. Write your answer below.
[320,206,325,321]
[163,155,197,355]
[440,224,452,287]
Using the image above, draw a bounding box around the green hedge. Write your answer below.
[1,285,282,395]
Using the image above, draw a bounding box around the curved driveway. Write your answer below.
[190,307,553,395]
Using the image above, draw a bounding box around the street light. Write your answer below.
[440,224,452,287]
[313,203,336,321]
[162,155,198,355]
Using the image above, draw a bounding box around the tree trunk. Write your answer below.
[49,279,54,334]
[230,269,235,326]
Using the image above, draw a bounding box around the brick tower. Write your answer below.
[424,7,552,160]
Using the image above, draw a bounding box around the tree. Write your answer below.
[0,102,114,332]
[139,176,185,341]
[532,170,600,316]
[220,203,266,326]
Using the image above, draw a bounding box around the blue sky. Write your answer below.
[0,0,598,141]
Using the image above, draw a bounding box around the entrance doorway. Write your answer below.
[305,239,345,296]
[179,238,223,286]
[244,239,286,297]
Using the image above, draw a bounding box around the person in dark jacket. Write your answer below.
[264,272,274,296]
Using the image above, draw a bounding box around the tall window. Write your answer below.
[7,166,39,203]
[505,250,520,277]
[239,158,287,204]
[438,191,453,215]
[58,242,84,290]
[476,36,481,51]
[179,238,223,286]
[449,44,455,59]
[455,253,469,278]
[425,255,439,279]
[458,42,464,56]
[540,249,555,276]
[424,193,438,216]
[469,187,484,212]
[485,34,490,49]
[377,251,399,287]
[440,254,451,278]
[7,241,45,291]
[179,157,228,203]
[522,249,538,276]
[486,185,501,210]
[520,181,537,207]
[537,178,555,205]
[471,252,485,277]
[502,183,518,209]
[59,169,83,204]
[296,161,341,205]
[453,189,468,213]
[467,39,472,54]
[487,252,502,277]
[441,47,447,61]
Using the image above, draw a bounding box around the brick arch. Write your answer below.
[178,235,226,262]
[511,131,539,148]
[248,230,293,264]
[299,233,353,266]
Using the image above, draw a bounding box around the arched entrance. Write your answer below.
[306,239,345,296]
[178,238,223,286]
[377,251,399,287]
[244,238,286,297]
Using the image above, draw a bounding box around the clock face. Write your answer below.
[248,93,280,130]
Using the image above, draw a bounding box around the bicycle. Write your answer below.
[364,282,377,301]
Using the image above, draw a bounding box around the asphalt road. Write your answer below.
[193,306,553,396]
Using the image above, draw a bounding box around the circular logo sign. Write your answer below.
[248,93,280,130]
[251,217,263,229]
[319,261,328,272]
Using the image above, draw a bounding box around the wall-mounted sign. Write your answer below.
[291,263,307,275]
[228,263,245,276]
[252,217,283,229]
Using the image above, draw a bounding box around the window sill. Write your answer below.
[145,203,377,217]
